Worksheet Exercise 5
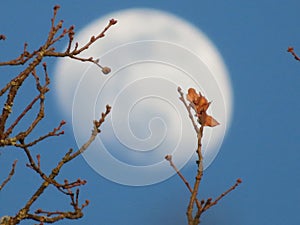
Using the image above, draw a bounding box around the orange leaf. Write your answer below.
[203,114,220,127]
[187,87,219,127]
[195,97,210,113]
[187,88,200,104]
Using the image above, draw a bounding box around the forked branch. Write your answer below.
[4,105,111,225]
[0,5,116,225]
[0,5,117,147]
[166,87,242,225]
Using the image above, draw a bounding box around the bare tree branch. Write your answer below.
[1,5,116,225]
[0,5,117,147]
[177,87,199,133]
[166,87,242,225]
[287,47,300,61]
[0,160,17,191]
[165,155,202,210]
[7,105,111,225]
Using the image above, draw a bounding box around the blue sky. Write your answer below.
[1,1,300,225]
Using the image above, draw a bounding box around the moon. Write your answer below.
[54,8,233,186]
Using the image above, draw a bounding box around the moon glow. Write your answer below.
[54,8,233,186]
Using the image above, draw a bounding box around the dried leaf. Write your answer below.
[203,114,219,127]
[187,88,200,104]
[195,99,210,113]
[187,88,210,113]
[187,88,219,127]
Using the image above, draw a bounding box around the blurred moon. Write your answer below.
[54,8,233,186]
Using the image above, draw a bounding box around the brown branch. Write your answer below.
[178,87,199,133]
[16,120,66,148]
[27,205,87,224]
[3,66,50,142]
[4,94,41,141]
[70,19,117,55]
[1,5,116,225]
[34,197,89,218]
[202,178,242,212]
[0,46,48,140]
[165,155,193,192]
[0,5,116,146]
[0,160,17,191]
[287,47,300,61]
[66,104,111,162]
[27,212,83,223]
[172,87,242,225]
[0,43,38,67]
[23,153,86,196]
[28,201,89,224]
[165,155,203,210]
[62,179,87,190]
[9,105,111,225]
[44,18,117,74]
[0,34,6,40]
[187,126,204,225]
[12,67,49,141]
[23,144,49,183]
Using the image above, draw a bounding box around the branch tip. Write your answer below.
[0,34,6,40]
[165,154,172,161]
[53,5,60,11]
[102,66,111,75]
[109,19,118,25]
[287,46,300,61]
[0,160,18,191]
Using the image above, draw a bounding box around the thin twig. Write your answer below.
[202,178,242,212]
[0,5,116,225]
[0,43,38,66]
[11,105,111,225]
[287,47,300,61]
[0,5,116,145]
[15,120,65,148]
[187,126,204,225]
[171,87,242,225]
[44,18,117,74]
[177,87,199,133]
[165,155,202,210]
[0,160,17,191]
